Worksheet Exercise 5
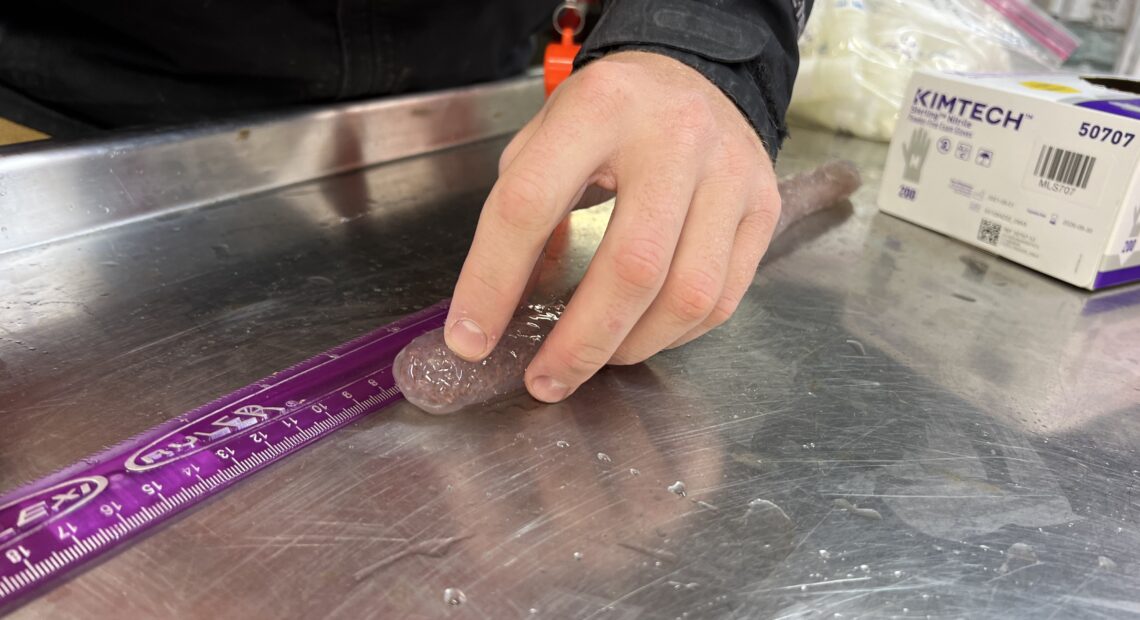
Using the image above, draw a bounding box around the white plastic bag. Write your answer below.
[789,0,1079,141]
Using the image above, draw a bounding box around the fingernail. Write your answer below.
[446,319,487,360]
[530,375,570,403]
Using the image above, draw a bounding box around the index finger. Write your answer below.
[445,116,611,361]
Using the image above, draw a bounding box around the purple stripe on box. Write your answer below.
[1094,264,1140,289]
[1076,99,1140,121]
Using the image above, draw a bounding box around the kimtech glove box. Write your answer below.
[878,70,1140,290]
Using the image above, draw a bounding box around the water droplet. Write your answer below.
[893,570,903,577]
[443,588,466,606]
[922,594,930,600]
[667,481,687,497]
[1098,556,1117,570]
[667,581,699,591]
[530,609,538,615]
[555,440,570,448]
[573,551,583,561]
[1006,542,1037,563]
[818,549,831,559]
[800,585,807,591]
[596,452,612,463]
[860,564,870,572]
[629,468,641,476]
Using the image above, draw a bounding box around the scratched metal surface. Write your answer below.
[2,117,1140,619]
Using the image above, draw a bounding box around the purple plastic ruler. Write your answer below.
[0,301,449,612]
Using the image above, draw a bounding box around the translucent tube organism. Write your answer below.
[393,304,563,414]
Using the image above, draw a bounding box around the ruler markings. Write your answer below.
[0,305,443,608]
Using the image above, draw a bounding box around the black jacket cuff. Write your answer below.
[574,0,807,160]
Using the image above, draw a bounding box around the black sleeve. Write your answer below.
[574,0,812,160]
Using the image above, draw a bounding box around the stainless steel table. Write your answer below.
[2,76,1138,619]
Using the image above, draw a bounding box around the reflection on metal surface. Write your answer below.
[0,98,1138,619]
[0,76,542,255]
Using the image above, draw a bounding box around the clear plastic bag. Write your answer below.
[789,0,1080,141]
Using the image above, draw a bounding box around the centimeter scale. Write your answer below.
[0,301,450,612]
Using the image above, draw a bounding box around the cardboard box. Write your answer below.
[878,71,1140,290]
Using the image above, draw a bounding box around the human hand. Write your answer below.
[446,51,781,403]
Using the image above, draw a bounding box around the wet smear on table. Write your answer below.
[353,534,470,581]
[616,542,679,564]
[833,498,883,520]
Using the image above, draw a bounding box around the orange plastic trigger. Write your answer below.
[543,16,581,98]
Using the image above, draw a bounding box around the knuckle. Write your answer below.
[718,145,758,180]
[743,196,781,235]
[612,237,670,295]
[629,186,685,225]
[493,169,553,234]
[556,340,612,376]
[668,268,721,323]
[706,293,741,329]
[498,141,522,174]
[574,66,628,122]
[609,345,649,366]
[758,179,782,211]
[576,62,619,93]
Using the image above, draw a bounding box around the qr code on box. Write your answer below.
[977,219,1001,246]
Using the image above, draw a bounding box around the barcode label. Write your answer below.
[1033,145,1096,189]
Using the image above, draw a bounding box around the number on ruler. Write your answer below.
[367,379,379,387]
[281,417,300,429]
[251,431,268,443]
[341,391,353,399]
[182,464,201,477]
[99,502,123,517]
[57,523,78,540]
[216,447,236,459]
[311,404,328,414]
[5,545,30,564]
[141,481,164,496]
